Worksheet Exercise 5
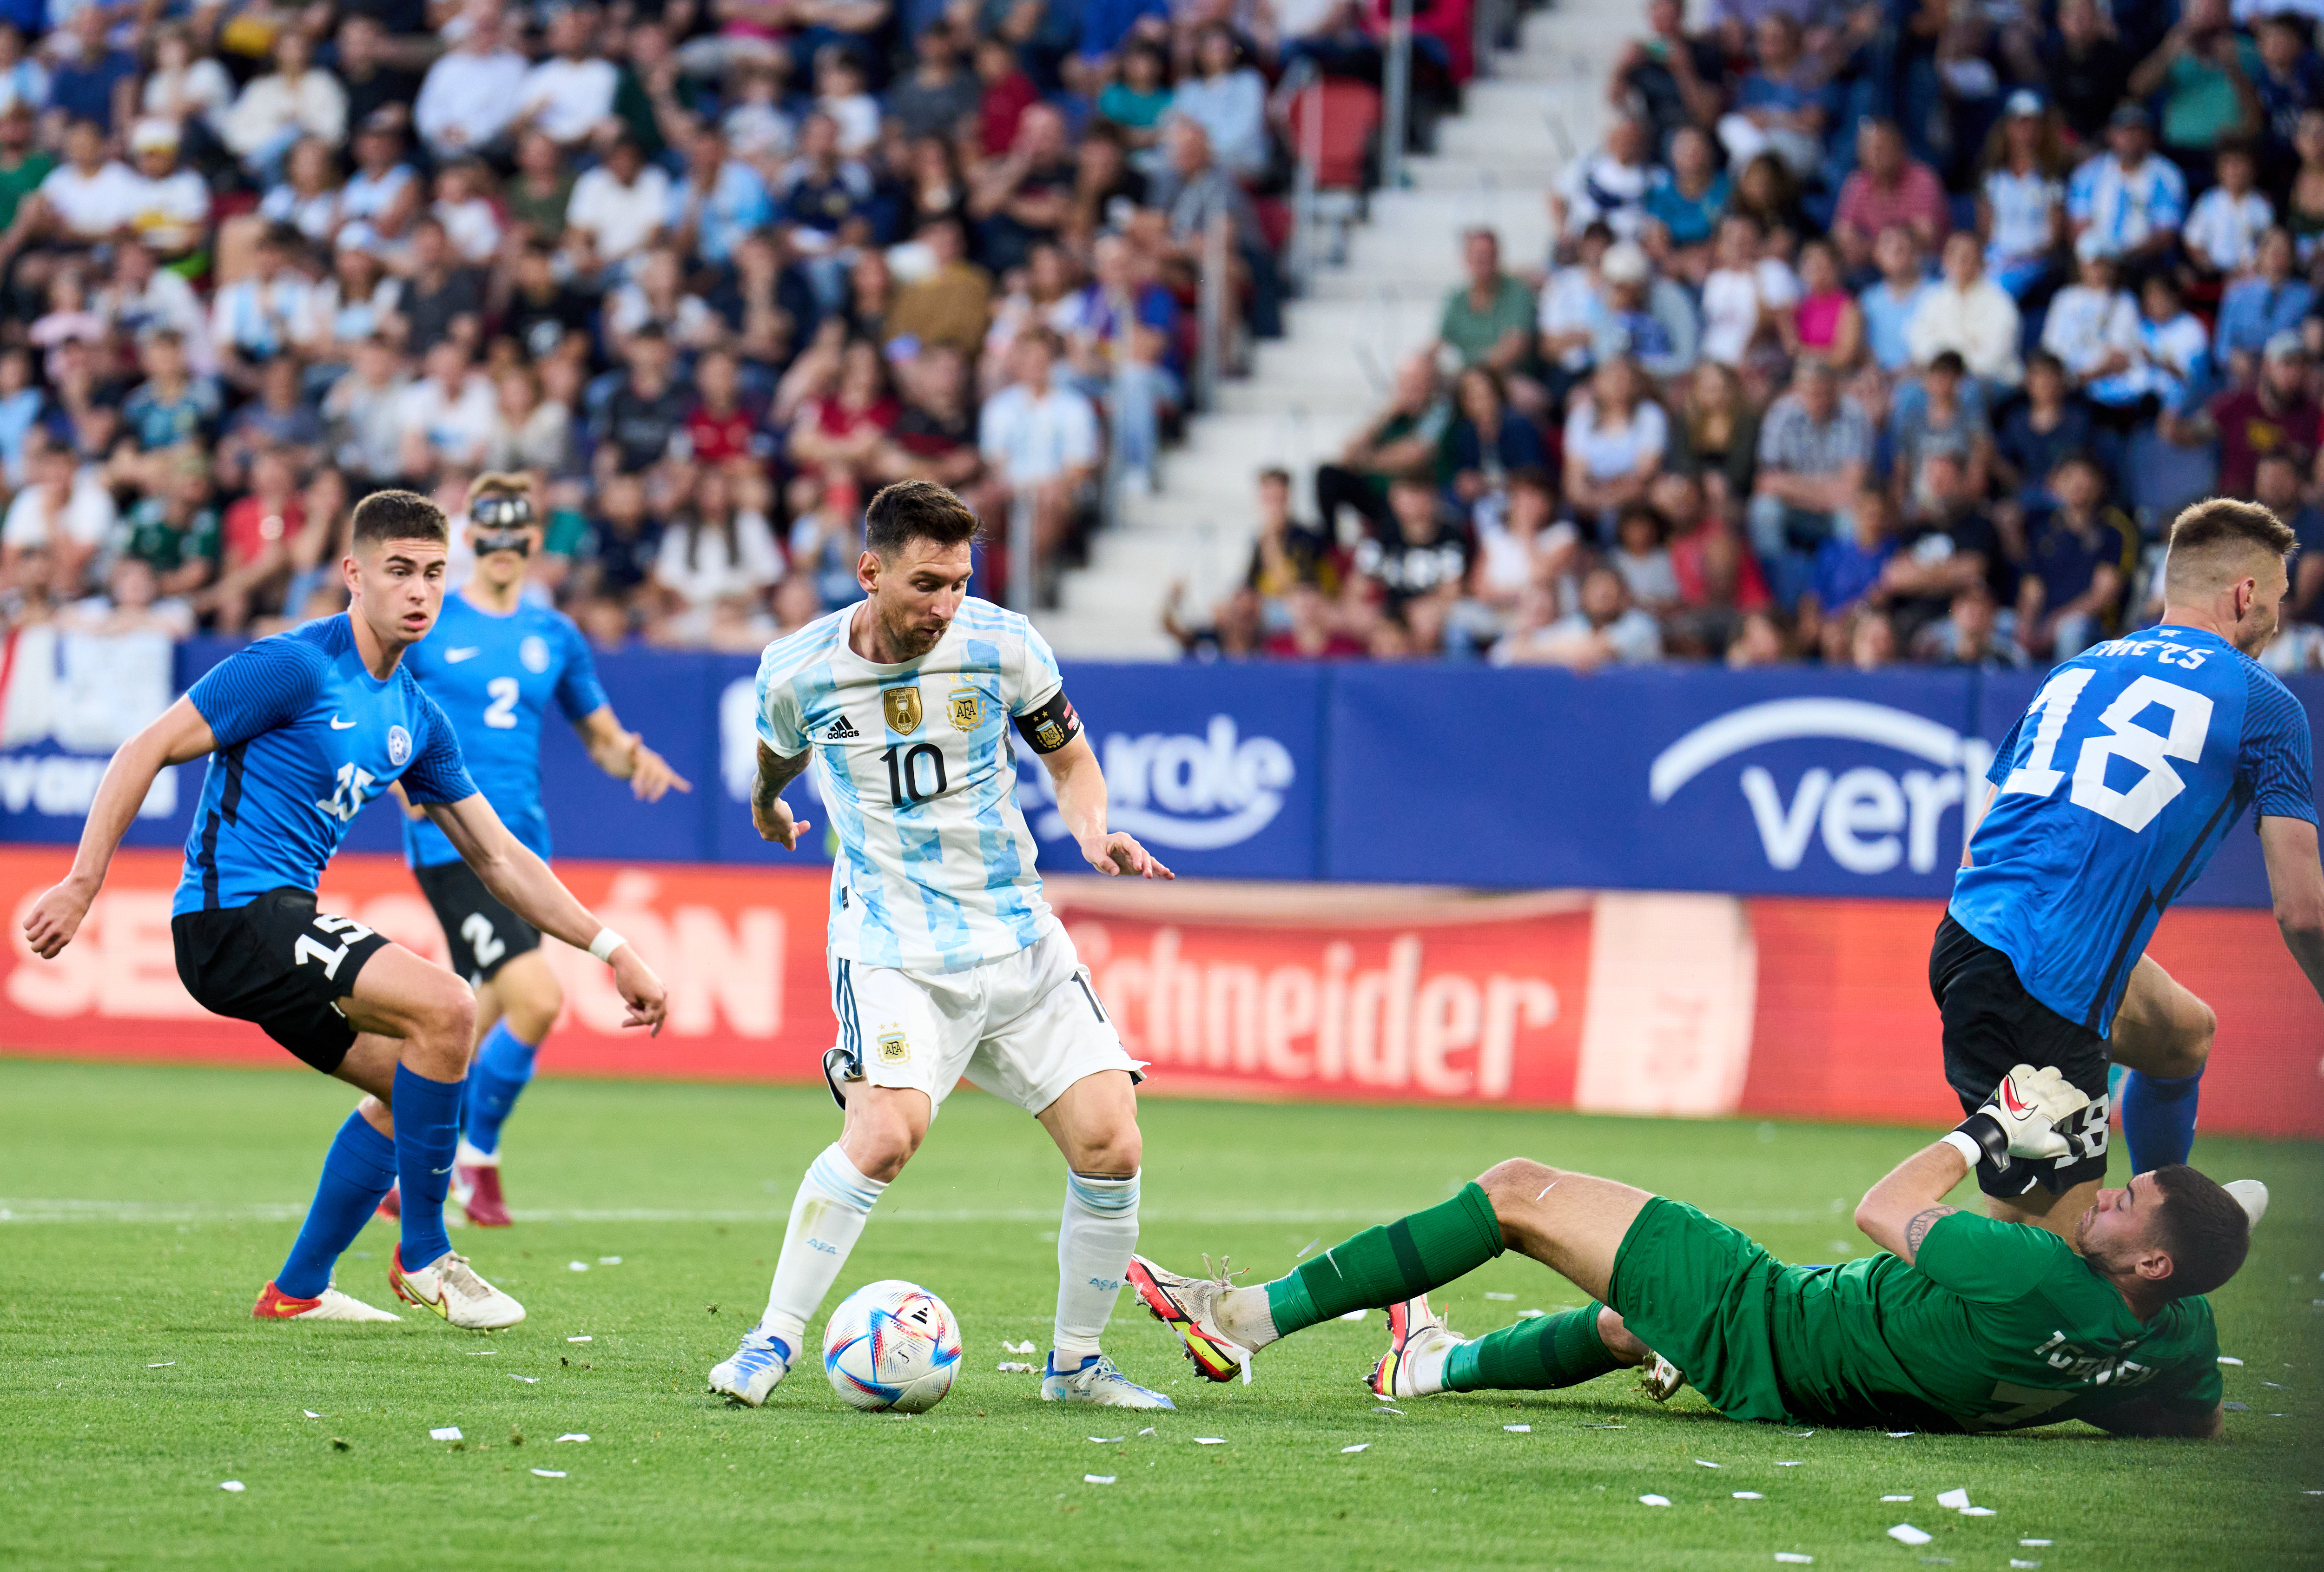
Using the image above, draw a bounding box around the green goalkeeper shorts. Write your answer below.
[1606,1196,1798,1425]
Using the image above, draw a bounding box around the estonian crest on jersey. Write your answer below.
[520,634,551,673]
[387,725,412,766]
[876,1029,911,1065]
[946,687,983,732]
[882,686,924,734]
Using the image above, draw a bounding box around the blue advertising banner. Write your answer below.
[1,625,2313,908]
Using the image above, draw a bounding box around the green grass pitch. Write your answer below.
[0,1058,2318,1571]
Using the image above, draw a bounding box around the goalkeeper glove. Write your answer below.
[1950,1064,2091,1175]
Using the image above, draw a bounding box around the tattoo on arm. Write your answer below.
[1904,1205,1958,1259]
[753,740,808,815]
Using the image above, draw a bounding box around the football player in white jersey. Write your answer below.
[708,479,1177,1410]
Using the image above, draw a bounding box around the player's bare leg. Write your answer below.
[453,949,564,1226]
[1035,1070,1168,1407]
[2107,951,2218,1176]
[713,1083,929,1406]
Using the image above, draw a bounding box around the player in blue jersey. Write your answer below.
[1939,498,2324,1236]
[383,473,690,1227]
[21,489,671,1328]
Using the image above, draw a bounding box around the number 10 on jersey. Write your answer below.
[884,743,948,806]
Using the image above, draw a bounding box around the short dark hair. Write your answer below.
[1928,350,1967,377]
[2147,1165,2250,1299]
[1257,467,1292,487]
[351,488,449,550]
[2167,497,2298,571]
[865,479,980,558]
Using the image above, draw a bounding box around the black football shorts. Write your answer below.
[172,887,392,1074]
[413,859,541,987]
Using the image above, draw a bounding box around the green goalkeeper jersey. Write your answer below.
[1774,1211,2221,1431]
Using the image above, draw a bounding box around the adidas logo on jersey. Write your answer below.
[824,715,861,740]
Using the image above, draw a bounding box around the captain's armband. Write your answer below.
[1013,690,1082,754]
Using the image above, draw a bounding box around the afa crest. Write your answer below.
[882,687,924,734]
[947,688,984,732]
[876,1030,911,1065]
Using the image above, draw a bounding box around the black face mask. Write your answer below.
[471,494,536,557]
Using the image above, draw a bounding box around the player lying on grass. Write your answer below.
[1130,1066,2247,1436]
[21,489,669,1329]
[1939,497,2324,1239]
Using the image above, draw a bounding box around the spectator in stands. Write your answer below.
[1349,468,1473,655]
[1537,220,1611,395]
[1550,112,1658,243]
[1666,359,1760,509]
[124,329,218,451]
[1443,365,1544,502]
[2090,271,2209,415]
[2066,104,2187,267]
[1906,231,2023,386]
[2172,330,2317,498]
[1992,350,2094,526]
[1782,238,1860,367]
[1608,500,1679,615]
[1718,13,1832,181]
[1915,585,2025,667]
[415,4,530,161]
[971,100,1077,277]
[1978,91,2068,303]
[1617,0,1727,160]
[1857,224,1929,373]
[1151,114,1279,338]
[396,338,497,476]
[1833,119,1949,276]
[568,134,674,270]
[44,9,136,138]
[2181,141,2271,279]
[1439,227,1537,377]
[2254,450,2324,627]
[1172,27,1269,179]
[1749,357,1871,604]
[2041,0,2134,146]
[1316,351,1448,540]
[517,6,620,151]
[1599,239,1699,383]
[1561,355,1666,540]
[977,328,1098,585]
[205,446,303,633]
[1053,232,1177,492]
[2014,450,2130,661]
[222,31,348,182]
[1639,124,1729,285]
[1892,351,1993,509]
[1806,485,1896,641]
[2214,227,2310,377]
[1882,448,2009,641]
[1493,562,1663,668]
[2,436,111,594]
[1699,213,1798,367]
[2126,0,2262,186]
[652,466,784,648]
[2042,243,2140,392]
[890,23,984,145]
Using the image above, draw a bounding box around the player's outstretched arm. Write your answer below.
[23,696,218,958]
[2259,816,2324,1007]
[421,792,669,1035]
[750,740,812,848]
[1853,1141,1968,1267]
[1039,733,1174,880]
[1857,1065,2089,1262]
[575,707,693,801]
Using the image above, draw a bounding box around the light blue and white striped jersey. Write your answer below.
[2066,152,2187,259]
[755,599,1065,974]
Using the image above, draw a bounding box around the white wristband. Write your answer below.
[588,927,626,964]
[1941,1129,1987,1169]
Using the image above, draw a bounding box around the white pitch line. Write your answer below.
[0,1199,1831,1227]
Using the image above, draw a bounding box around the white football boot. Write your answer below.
[388,1248,526,1329]
[251,1281,403,1322]
[1040,1353,1176,1408]
[1369,1295,1462,1400]
[708,1326,795,1407]
[1641,1351,1686,1402]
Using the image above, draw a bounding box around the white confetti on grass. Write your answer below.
[429,1427,462,1442]
[567,1262,589,1272]
[1695,1459,1723,1468]
[302,1411,320,1419]
[997,1362,1037,1373]
[1733,1492,1765,1500]
[1089,1436,1124,1444]
[508,1375,539,1384]
[1774,1460,1803,1466]
[567,1336,593,1343]
[1960,1507,1996,1517]
[1638,1494,1671,1507]
[530,1469,566,1479]
[1774,1555,1812,1564]
[2019,1540,2054,1549]
[2218,1356,2245,1365]
[466,1350,496,1356]
[1137,1427,1156,1436]
[555,1434,589,1443]
[2011,1562,2042,1570]
[1516,1308,1546,1319]
[1001,1340,1037,1354]
[597,1256,621,1265]
[1193,1438,1227,1446]
[1505,1424,1532,1433]
[218,1481,244,1493]
[1886,1431,1916,1438]
[1484,1292,1516,1301]
[1882,1495,1914,1503]
[1936,1489,1971,1510]
[1340,1444,1369,1454]
[147,1361,174,1368]
[1888,1524,1934,1546]
[1374,1407,1405,1416]
[1084,1474,1115,1485]
[1295,1239,1319,1258]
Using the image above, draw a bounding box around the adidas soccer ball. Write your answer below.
[821,1280,963,1413]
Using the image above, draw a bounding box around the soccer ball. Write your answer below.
[821,1280,963,1413]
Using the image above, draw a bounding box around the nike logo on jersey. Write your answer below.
[444,647,481,662]
[329,716,358,730]
[825,715,861,740]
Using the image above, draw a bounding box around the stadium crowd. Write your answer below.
[0,0,1433,653]
[1172,0,2324,672]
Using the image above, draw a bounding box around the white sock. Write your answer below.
[1053,1170,1139,1364]
[760,1143,885,1357]
[1400,1335,1459,1397]
[1218,1286,1280,1350]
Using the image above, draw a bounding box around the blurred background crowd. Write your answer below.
[1167,0,2324,672]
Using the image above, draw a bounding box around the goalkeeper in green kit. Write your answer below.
[1129,1067,2247,1437]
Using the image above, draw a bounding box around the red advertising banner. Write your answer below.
[2,849,2317,1136]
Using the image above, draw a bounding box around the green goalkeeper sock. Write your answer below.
[1443,1304,1618,1392]
[1264,1183,1504,1337]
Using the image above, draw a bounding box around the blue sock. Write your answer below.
[462,1020,542,1157]
[393,1063,465,1269]
[277,1113,398,1300]
[2119,1068,2203,1174]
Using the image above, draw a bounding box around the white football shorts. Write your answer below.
[826,928,1144,1117]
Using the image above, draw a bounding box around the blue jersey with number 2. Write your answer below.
[172,615,477,917]
[1951,624,2315,1035]
[399,594,607,869]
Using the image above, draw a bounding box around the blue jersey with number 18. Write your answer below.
[1951,624,2315,1036]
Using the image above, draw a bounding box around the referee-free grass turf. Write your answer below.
[0,1060,2318,1572]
